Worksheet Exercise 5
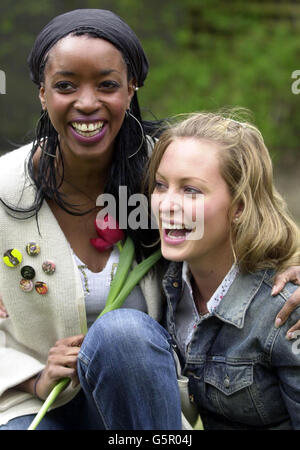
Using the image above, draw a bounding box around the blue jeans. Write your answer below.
[0,309,181,430]
[0,389,101,430]
[78,309,182,429]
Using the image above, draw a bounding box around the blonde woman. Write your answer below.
[68,111,300,430]
[146,111,300,429]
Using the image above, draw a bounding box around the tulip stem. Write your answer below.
[27,378,70,430]
[116,241,123,252]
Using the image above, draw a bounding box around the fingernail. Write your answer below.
[275,317,282,328]
[271,286,277,296]
[286,332,293,340]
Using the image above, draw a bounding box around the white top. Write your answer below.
[72,247,147,329]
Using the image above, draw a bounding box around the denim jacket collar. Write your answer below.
[163,262,270,329]
[213,268,268,328]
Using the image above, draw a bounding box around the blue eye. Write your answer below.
[154,181,167,191]
[184,187,202,195]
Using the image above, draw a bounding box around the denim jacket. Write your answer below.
[162,262,300,430]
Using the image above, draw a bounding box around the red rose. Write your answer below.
[90,214,125,252]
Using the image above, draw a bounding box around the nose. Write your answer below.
[159,191,183,219]
[74,86,101,114]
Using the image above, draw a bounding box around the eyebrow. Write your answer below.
[156,172,207,184]
[53,69,120,77]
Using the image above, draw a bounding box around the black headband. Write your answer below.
[28,9,149,87]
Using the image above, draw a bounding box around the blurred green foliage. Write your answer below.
[0,0,299,157]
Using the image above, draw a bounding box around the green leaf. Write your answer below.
[100,249,161,316]
[104,237,135,308]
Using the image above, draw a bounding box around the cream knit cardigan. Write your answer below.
[0,144,165,426]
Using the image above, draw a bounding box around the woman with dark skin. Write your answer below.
[0,9,170,430]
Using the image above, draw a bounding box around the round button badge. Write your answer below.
[3,249,23,268]
[26,242,40,257]
[35,281,48,295]
[21,265,36,280]
[20,279,34,293]
[42,260,56,275]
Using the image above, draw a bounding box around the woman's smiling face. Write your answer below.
[151,137,234,270]
[39,34,135,161]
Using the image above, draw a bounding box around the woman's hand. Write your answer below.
[35,334,85,400]
[273,266,300,337]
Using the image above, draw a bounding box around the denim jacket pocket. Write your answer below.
[204,359,253,396]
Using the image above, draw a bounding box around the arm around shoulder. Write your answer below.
[271,306,300,429]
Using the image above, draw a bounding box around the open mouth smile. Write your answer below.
[69,120,107,144]
[71,121,104,137]
[161,221,194,243]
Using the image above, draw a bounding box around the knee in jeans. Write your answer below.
[81,309,152,357]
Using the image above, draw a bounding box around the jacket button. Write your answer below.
[3,249,23,267]
[224,376,230,388]
[21,265,35,280]
[173,281,179,288]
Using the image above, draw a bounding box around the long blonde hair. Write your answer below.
[146,110,300,273]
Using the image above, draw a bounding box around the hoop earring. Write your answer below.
[126,109,145,159]
[42,149,57,158]
[37,110,57,159]
[35,109,47,131]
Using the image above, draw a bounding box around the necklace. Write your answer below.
[62,178,101,206]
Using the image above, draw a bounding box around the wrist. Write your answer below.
[33,371,44,400]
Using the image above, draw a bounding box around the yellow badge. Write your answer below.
[3,248,23,268]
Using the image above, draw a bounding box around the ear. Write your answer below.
[233,200,244,221]
[39,83,47,111]
[127,78,137,109]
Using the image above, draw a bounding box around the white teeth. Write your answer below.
[162,222,184,230]
[167,230,185,239]
[161,222,192,230]
[72,121,104,132]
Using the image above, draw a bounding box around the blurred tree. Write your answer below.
[0,0,56,150]
[0,0,299,157]
[138,0,300,155]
